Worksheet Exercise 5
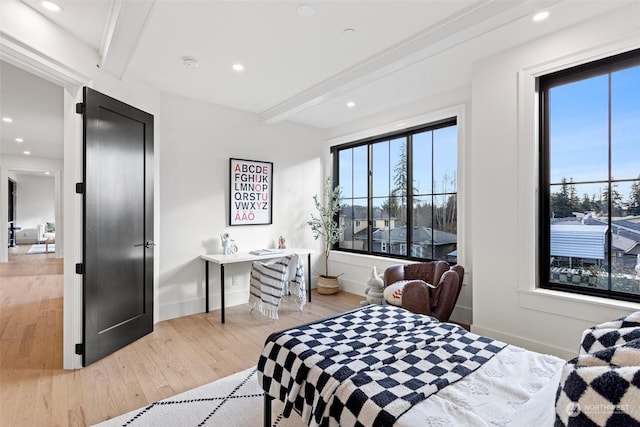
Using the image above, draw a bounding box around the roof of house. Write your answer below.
[372,226,457,245]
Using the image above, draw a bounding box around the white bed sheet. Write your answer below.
[397,344,565,426]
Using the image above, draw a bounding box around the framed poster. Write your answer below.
[229,158,273,225]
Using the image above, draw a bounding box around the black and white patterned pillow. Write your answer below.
[580,312,640,355]
[555,312,640,427]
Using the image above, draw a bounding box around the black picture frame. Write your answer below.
[229,158,273,226]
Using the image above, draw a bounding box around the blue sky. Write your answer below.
[339,125,457,208]
[549,64,639,205]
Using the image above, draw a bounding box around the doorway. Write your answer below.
[1,60,64,263]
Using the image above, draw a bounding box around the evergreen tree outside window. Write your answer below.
[539,48,640,302]
[332,118,458,262]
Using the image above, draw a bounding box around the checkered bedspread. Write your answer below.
[257,305,506,427]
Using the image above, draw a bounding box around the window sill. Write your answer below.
[518,288,640,323]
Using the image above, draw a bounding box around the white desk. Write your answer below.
[200,248,312,323]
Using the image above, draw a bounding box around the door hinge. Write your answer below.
[75,182,84,194]
[75,343,84,355]
[76,102,85,115]
[75,263,84,274]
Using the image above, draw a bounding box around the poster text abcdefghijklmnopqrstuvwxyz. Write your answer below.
[230,158,272,225]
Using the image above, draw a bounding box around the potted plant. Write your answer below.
[308,177,343,294]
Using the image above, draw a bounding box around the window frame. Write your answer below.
[538,48,640,303]
[331,117,458,263]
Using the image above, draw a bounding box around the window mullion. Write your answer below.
[607,72,613,292]
[406,135,413,258]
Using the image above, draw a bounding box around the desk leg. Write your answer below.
[307,253,312,303]
[205,261,210,313]
[220,264,225,323]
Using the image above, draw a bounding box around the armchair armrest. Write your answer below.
[430,270,463,322]
[401,281,434,316]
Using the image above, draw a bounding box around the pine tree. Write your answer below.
[628,180,640,215]
[552,177,572,218]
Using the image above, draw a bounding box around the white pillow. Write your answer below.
[383,280,410,306]
[383,280,432,306]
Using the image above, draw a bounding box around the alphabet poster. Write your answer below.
[229,158,273,225]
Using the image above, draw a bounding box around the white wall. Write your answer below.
[158,92,326,320]
[13,173,55,244]
[470,5,640,359]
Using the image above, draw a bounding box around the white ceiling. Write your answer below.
[0,0,635,161]
[0,60,63,160]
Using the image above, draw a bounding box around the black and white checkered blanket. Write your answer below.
[555,311,640,427]
[258,305,506,427]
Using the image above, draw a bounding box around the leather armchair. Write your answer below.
[383,261,464,322]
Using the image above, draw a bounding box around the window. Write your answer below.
[539,48,640,302]
[333,118,458,262]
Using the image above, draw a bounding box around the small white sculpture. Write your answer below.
[360,266,385,306]
[278,235,286,249]
[221,233,238,255]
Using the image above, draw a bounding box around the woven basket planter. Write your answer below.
[317,275,340,295]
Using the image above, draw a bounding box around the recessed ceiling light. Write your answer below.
[297,4,315,18]
[532,11,550,22]
[15,138,23,142]
[346,101,356,108]
[23,151,31,155]
[45,171,51,175]
[182,56,199,69]
[42,1,62,12]
[232,63,244,72]
[343,28,356,36]
[2,117,13,123]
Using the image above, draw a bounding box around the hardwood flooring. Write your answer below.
[0,246,363,426]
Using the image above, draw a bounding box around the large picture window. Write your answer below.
[539,48,640,302]
[333,119,458,262]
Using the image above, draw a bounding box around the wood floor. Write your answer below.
[0,245,363,426]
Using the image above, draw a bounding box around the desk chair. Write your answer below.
[249,254,305,320]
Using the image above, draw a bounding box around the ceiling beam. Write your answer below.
[260,0,560,125]
[100,0,155,80]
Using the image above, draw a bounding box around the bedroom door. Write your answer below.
[81,87,154,366]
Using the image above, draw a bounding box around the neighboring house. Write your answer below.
[552,215,640,268]
[372,226,457,260]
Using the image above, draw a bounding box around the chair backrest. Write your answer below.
[286,254,299,282]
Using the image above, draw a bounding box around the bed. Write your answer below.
[257,305,640,427]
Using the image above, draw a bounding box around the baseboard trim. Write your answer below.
[159,289,249,322]
[471,324,575,360]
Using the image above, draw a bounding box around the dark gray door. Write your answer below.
[82,87,154,366]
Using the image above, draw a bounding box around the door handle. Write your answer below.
[134,241,156,248]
